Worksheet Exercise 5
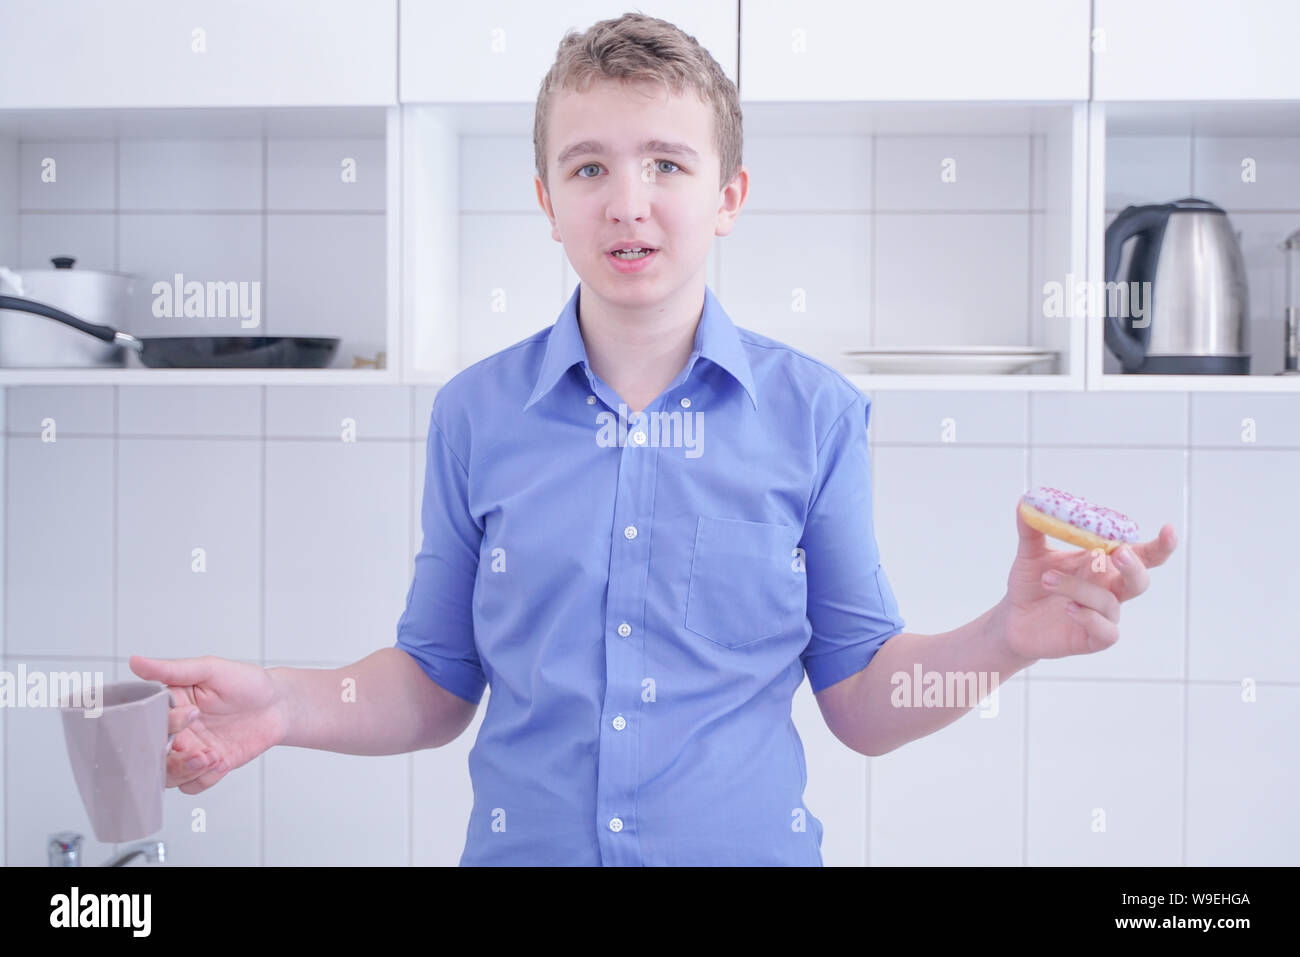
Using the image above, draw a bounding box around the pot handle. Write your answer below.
[0,294,143,353]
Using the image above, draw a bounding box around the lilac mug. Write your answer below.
[60,680,175,843]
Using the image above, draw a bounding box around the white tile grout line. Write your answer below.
[262,130,269,337]
[865,390,874,867]
[2,387,6,864]
[260,383,267,868]
[260,136,269,866]
[112,387,118,666]
[1022,404,1032,866]
[1182,393,1191,866]
[868,134,877,351]
[868,130,878,863]
[114,139,120,272]
[409,384,415,867]
[1027,134,1034,346]
[113,388,121,858]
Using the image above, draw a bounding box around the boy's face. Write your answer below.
[535,78,747,309]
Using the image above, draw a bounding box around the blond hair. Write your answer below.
[533,11,742,192]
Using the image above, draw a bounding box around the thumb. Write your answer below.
[129,653,214,688]
[1015,498,1049,558]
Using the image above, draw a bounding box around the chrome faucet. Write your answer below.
[48,831,166,867]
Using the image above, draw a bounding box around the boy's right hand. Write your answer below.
[129,654,286,795]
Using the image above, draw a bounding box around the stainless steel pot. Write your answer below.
[0,257,134,367]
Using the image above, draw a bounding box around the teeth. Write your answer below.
[612,248,652,260]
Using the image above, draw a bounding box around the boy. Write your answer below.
[132,12,1177,866]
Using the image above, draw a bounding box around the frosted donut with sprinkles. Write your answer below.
[1019,485,1140,554]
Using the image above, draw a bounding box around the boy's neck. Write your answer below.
[577,278,706,416]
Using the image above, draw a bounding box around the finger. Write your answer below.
[1132,523,1178,569]
[167,704,201,737]
[1108,542,1151,600]
[1015,500,1050,559]
[178,756,229,795]
[1065,599,1120,653]
[129,654,214,688]
[1042,569,1121,624]
[166,746,219,789]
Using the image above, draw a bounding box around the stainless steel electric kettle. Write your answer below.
[1104,197,1250,374]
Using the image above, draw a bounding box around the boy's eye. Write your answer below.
[575,160,681,178]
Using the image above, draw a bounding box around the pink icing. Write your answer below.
[1021,485,1139,543]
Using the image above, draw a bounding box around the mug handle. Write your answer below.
[166,689,177,751]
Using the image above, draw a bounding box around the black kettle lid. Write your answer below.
[1169,197,1225,214]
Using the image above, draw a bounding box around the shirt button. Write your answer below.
[612,715,626,731]
[609,817,623,832]
[680,397,691,408]
[617,622,631,638]
[586,395,596,405]
[623,525,637,540]
[632,430,646,445]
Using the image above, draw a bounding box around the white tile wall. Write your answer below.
[457,212,562,369]
[18,141,115,211]
[263,438,411,664]
[117,437,262,662]
[0,136,19,267]
[264,211,386,360]
[2,128,1297,869]
[18,212,115,272]
[267,139,386,212]
[1026,681,1183,866]
[7,433,115,658]
[874,135,1031,211]
[0,386,4,866]
[264,743,408,866]
[1186,683,1300,866]
[3,381,1296,865]
[870,675,1026,866]
[119,140,262,211]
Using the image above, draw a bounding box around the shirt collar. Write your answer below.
[523,283,758,413]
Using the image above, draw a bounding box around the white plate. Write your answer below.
[841,347,1059,375]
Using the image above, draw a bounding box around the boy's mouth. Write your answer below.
[606,246,659,272]
[608,246,657,260]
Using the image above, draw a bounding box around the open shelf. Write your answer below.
[0,104,402,385]
[1087,101,1300,391]
[403,100,1090,392]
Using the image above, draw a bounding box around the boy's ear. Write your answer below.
[534,175,553,219]
[535,176,562,242]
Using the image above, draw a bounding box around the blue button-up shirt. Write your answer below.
[395,283,905,866]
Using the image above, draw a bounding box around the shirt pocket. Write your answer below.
[684,516,805,649]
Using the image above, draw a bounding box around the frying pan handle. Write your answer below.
[0,294,143,352]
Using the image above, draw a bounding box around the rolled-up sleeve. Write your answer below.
[799,390,906,694]
[394,402,487,705]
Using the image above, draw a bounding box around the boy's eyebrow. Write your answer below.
[557,139,701,166]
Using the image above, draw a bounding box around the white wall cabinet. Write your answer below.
[0,0,397,108]
[3,4,1299,392]
[740,0,1090,101]
[1093,0,1300,101]
[399,0,738,103]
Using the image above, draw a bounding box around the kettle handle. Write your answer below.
[1104,204,1169,373]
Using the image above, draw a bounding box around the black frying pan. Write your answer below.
[0,294,340,368]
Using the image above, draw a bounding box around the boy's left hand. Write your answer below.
[991,500,1179,663]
